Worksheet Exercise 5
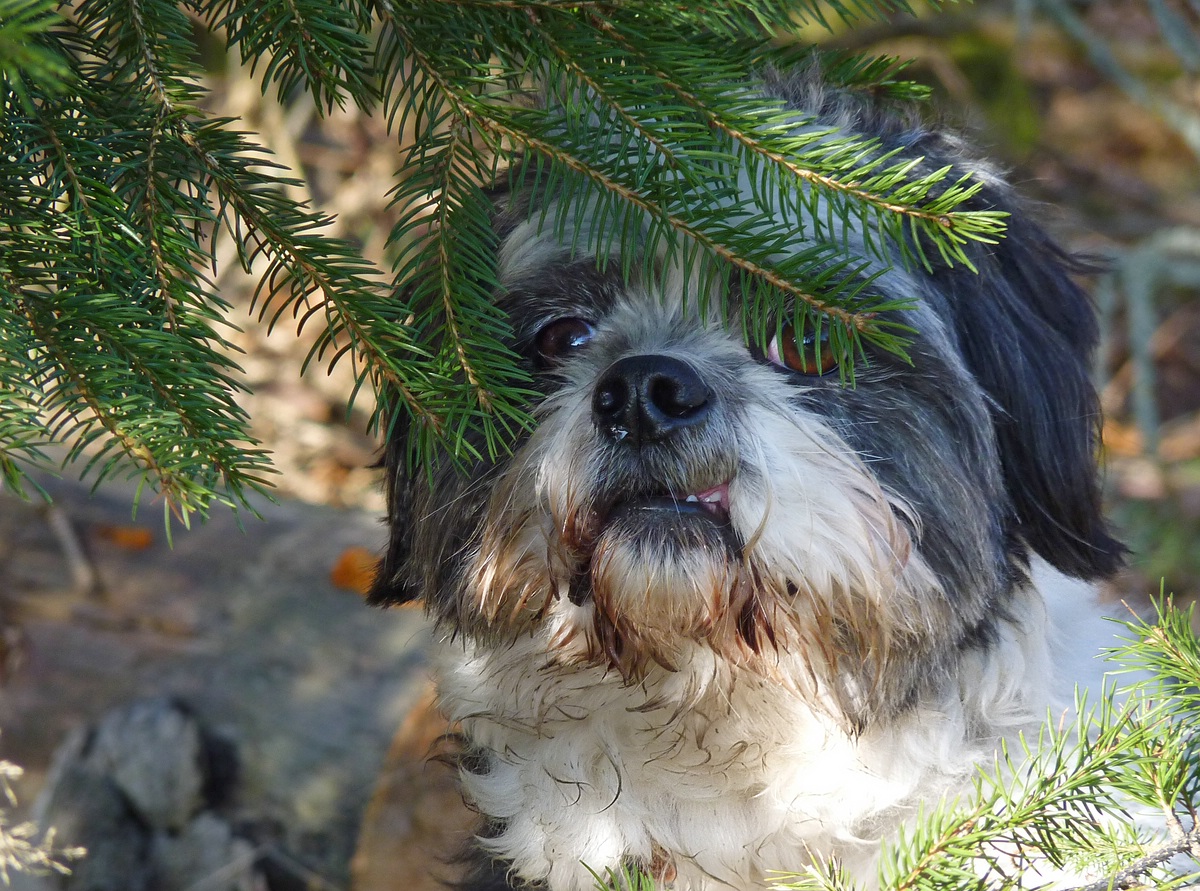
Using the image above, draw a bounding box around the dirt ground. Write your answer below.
[0,475,433,889]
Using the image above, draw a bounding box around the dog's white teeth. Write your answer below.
[701,492,721,503]
[685,494,699,503]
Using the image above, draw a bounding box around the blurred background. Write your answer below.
[1,1,1197,888]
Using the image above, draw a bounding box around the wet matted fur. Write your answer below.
[369,70,1125,891]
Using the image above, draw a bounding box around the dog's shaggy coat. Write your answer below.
[369,71,1125,891]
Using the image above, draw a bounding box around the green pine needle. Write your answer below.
[4,0,1007,514]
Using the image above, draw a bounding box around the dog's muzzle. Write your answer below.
[583,354,736,567]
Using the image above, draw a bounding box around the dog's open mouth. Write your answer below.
[567,480,738,606]
[592,480,737,554]
[604,481,731,526]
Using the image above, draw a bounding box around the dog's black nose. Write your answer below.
[592,355,711,445]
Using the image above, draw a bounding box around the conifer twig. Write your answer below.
[1061,824,1200,891]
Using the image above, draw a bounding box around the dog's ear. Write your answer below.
[933,207,1124,581]
[368,414,420,606]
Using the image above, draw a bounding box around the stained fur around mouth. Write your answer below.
[563,477,742,606]
[561,487,739,607]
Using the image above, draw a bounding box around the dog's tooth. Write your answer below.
[685,494,699,503]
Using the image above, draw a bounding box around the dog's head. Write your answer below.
[370,75,1123,726]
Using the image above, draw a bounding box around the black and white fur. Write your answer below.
[369,71,1125,891]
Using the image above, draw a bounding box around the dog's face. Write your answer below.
[371,80,1123,728]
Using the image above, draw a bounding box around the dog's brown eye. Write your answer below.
[766,322,838,376]
[534,317,595,367]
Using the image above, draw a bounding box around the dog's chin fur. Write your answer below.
[369,69,1126,891]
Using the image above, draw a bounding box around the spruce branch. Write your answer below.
[1059,824,1200,891]
[759,598,1200,891]
[3,70,270,516]
[590,16,1003,265]
[1,0,1027,506]
[204,0,376,112]
[386,11,891,356]
[372,1,1016,468]
[535,23,682,170]
[500,120,878,335]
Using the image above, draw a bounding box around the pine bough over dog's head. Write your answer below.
[371,75,1120,741]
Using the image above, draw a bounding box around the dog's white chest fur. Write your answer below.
[437,567,1107,891]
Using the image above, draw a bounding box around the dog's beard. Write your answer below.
[461,369,945,709]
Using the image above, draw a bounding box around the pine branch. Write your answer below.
[0,0,70,104]
[765,598,1200,891]
[0,0,1023,503]
[204,0,377,112]
[379,2,1009,445]
[535,23,682,169]
[591,18,996,257]
[387,11,899,382]
[1059,824,1200,891]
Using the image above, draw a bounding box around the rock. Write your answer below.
[86,699,207,832]
[150,813,264,891]
[0,478,432,885]
[28,699,265,891]
[31,729,152,891]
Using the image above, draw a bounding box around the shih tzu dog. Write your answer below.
[369,70,1126,891]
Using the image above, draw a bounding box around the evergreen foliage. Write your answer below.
[0,0,1010,519]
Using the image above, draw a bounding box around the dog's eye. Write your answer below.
[534,317,595,367]
[766,323,839,376]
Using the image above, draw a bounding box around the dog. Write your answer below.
[368,69,1127,891]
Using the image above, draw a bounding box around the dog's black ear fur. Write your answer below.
[767,69,1122,579]
[931,197,1124,580]
[368,415,420,606]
